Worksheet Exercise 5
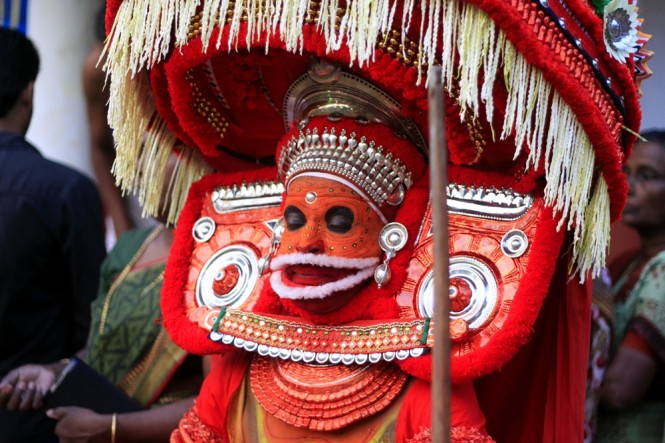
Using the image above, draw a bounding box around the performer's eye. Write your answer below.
[325,206,354,233]
[284,206,306,231]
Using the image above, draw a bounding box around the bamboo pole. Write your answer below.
[428,65,451,443]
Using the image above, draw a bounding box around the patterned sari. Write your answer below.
[596,250,665,443]
[85,227,191,408]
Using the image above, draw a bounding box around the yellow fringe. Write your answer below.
[103,0,613,278]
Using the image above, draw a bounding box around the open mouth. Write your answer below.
[269,253,380,301]
[284,265,358,287]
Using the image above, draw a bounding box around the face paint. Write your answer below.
[279,175,384,259]
[270,175,385,312]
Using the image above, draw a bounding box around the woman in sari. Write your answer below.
[0,154,209,442]
[596,130,665,443]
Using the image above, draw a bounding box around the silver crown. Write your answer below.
[278,127,413,207]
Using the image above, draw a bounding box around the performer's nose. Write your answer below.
[296,237,325,254]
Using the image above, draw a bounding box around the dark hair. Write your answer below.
[640,129,665,150]
[0,28,39,118]
[95,2,107,42]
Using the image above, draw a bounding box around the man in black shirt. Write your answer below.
[0,28,106,442]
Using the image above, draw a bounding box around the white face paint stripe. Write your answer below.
[270,252,379,271]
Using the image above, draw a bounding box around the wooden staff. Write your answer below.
[428,65,450,443]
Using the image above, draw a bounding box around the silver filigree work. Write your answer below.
[279,127,414,209]
[192,217,216,243]
[375,222,409,287]
[213,181,284,213]
[284,59,427,155]
[445,184,534,221]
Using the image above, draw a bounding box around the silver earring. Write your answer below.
[374,222,408,288]
[258,219,285,275]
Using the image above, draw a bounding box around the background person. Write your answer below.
[0,27,107,442]
[597,130,665,443]
[0,152,209,442]
[83,2,154,248]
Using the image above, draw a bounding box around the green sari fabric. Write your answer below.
[596,250,665,443]
[85,227,186,407]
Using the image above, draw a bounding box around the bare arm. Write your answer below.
[46,355,211,442]
[600,344,657,410]
[83,43,134,238]
[47,398,194,443]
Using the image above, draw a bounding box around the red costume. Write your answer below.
[101,0,650,441]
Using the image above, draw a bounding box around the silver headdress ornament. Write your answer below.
[278,127,414,210]
[284,58,428,156]
[278,58,424,211]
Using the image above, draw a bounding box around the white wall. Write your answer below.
[25,0,104,179]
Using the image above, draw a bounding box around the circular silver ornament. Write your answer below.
[196,244,260,309]
[501,229,529,258]
[305,191,317,203]
[606,9,631,43]
[417,256,498,331]
[192,217,216,243]
[379,222,409,253]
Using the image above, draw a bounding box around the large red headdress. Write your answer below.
[103,0,650,440]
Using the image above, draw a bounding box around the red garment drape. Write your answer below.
[475,246,592,443]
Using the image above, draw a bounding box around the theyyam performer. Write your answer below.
[101,0,651,440]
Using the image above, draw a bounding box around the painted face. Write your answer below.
[270,175,385,313]
[622,141,665,231]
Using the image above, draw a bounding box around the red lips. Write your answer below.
[284,265,357,286]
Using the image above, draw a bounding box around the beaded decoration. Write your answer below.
[278,127,413,210]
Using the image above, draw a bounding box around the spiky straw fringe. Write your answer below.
[105,67,210,225]
[103,0,611,277]
[571,178,611,282]
[168,149,214,224]
[126,115,212,226]
[108,71,156,198]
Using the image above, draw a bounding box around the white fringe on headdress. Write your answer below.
[103,0,614,279]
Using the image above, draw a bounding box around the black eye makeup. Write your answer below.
[284,205,307,231]
[325,206,354,233]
